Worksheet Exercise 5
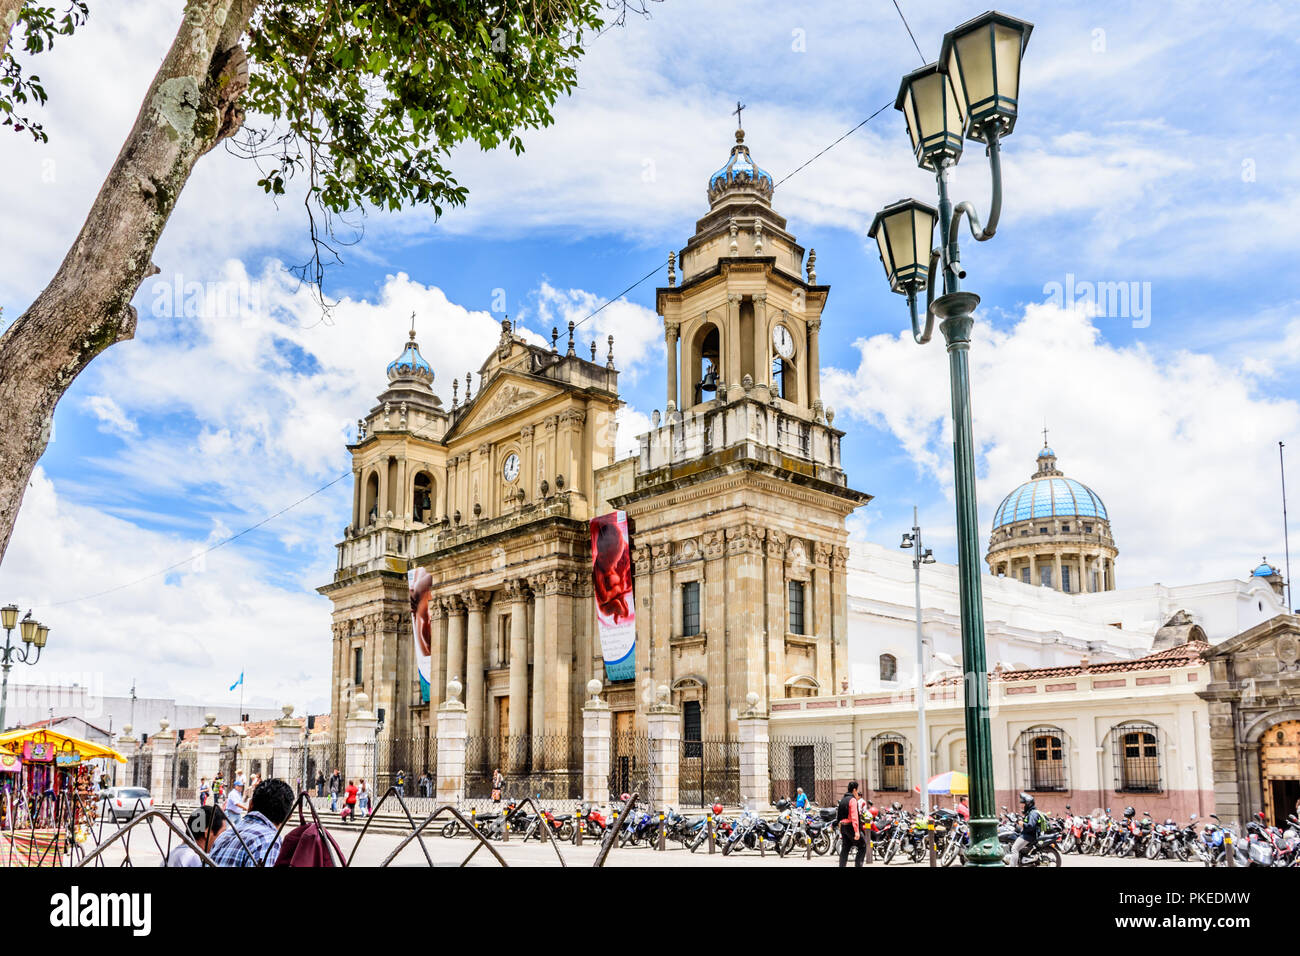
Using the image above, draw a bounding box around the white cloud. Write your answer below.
[533,281,662,385]
[823,299,1300,587]
[83,395,137,437]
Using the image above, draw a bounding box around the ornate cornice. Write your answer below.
[560,408,586,426]
[664,320,680,341]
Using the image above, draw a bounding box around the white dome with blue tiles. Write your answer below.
[707,128,774,204]
[387,329,434,385]
[985,443,1119,594]
[992,447,1108,530]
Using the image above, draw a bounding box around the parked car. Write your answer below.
[100,787,153,823]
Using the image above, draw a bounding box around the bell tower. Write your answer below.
[596,126,869,738]
[662,127,831,422]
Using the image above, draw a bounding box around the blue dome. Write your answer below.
[1253,560,1277,577]
[1038,446,1055,459]
[708,130,773,197]
[386,333,433,382]
[992,476,1108,529]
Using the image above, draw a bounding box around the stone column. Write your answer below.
[812,542,833,694]
[345,691,378,788]
[529,574,547,755]
[702,531,727,738]
[646,685,680,808]
[581,680,612,804]
[427,599,446,712]
[1053,552,1063,592]
[752,293,768,389]
[737,694,770,811]
[543,572,575,741]
[1029,553,1037,585]
[436,677,468,805]
[150,719,176,804]
[444,596,465,693]
[725,293,742,401]
[765,531,788,707]
[272,705,301,790]
[664,320,680,411]
[464,590,489,740]
[195,715,221,791]
[807,316,823,417]
[506,580,530,766]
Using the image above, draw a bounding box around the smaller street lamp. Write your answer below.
[900,508,936,813]
[0,608,51,730]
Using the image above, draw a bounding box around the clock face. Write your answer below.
[502,453,520,483]
[772,324,795,359]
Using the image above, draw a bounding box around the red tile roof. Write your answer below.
[928,640,1209,686]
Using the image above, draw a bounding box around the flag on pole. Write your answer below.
[229,672,244,692]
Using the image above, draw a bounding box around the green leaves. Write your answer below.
[2,1,90,142]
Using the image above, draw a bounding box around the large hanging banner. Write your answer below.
[409,567,433,703]
[591,511,636,682]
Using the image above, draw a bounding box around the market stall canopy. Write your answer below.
[0,728,126,763]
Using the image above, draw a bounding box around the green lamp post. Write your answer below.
[868,9,1033,867]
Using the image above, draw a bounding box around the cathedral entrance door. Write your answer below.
[1261,720,1300,826]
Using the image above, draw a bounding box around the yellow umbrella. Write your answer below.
[0,727,126,763]
[914,770,968,795]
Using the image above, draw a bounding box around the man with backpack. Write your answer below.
[836,781,865,867]
[1009,791,1043,866]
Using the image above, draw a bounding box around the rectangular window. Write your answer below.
[353,647,363,686]
[1061,566,1072,593]
[1039,567,1052,588]
[1020,567,1030,583]
[681,581,700,635]
[683,700,702,758]
[788,580,805,635]
[1092,571,1100,592]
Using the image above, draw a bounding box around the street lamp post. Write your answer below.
[0,605,51,732]
[900,508,936,815]
[868,10,1033,866]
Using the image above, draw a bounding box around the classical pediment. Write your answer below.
[445,371,557,440]
[1203,613,1300,662]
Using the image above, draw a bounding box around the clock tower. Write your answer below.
[596,127,870,738]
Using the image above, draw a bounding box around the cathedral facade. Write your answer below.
[320,128,868,753]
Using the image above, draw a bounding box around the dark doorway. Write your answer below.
[792,745,816,801]
[1270,778,1300,827]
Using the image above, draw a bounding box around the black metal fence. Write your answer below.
[465,734,581,801]
[285,741,345,796]
[129,752,152,789]
[769,736,835,807]
[374,735,436,797]
[1111,722,1163,793]
[609,733,650,800]
[174,751,197,801]
[679,736,740,806]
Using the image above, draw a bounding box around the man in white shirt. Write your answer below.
[166,805,227,867]
[224,781,248,823]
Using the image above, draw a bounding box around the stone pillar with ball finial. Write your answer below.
[436,676,468,805]
[737,691,770,811]
[196,714,222,792]
[272,704,300,791]
[345,691,378,791]
[150,717,177,803]
[115,723,138,787]
[581,678,611,804]
[646,684,680,808]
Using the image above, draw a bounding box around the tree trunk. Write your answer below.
[0,0,23,62]
[0,0,258,564]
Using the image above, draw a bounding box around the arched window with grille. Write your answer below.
[1017,726,1069,791]
[869,733,908,792]
[879,653,897,682]
[1110,722,1162,793]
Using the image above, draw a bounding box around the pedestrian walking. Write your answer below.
[491,768,504,803]
[837,781,865,868]
[341,779,358,823]
[315,772,325,797]
[224,781,248,824]
[357,779,370,817]
[199,777,210,807]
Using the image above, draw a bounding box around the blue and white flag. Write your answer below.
[229,672,244,692]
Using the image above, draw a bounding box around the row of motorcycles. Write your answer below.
[1054,805,1300,866]
[434,797,1300,867]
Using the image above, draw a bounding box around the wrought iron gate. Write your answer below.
[769,736,834,806]
[679,737,740,806]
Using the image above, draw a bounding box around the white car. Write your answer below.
[100,787,154,823]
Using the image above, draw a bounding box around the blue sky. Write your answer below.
[1,0,1298,714]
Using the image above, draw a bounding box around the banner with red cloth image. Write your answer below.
[590,511,636,681]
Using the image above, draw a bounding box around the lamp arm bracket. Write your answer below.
[908,248,941,345]
[946,126,1004,269]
